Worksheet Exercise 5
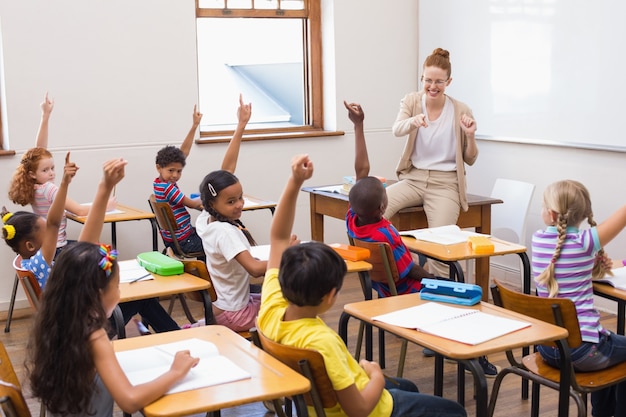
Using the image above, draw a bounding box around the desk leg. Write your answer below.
[149,218,159,252]
[475,258,490,301]
[434,355,444,396]
[463,359,488,417]
[449,261,465,283]
[618,302,625,336]
[200,290,216,325]
[518,251,531,399]
[309,194,324,242]
[111,223,117,250]
[356,271,375,362]
[338,312,351,345]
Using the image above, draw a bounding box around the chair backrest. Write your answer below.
[491,280,582,349]
[13,255,41,311]
[148,194,191,257]
[349,237,399,294]
[177,258,218,304]
[254,328,337,415]
[490,178,535,245]
[0,341,32,417]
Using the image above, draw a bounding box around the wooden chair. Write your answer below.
[147,194,204,259]
[12,255,126,340]
[348,237,408,377]
[490,280,626,417]
[0,340,32,417]
[166,251,251,340]
[251,328,336,417]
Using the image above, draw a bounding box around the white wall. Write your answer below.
[1,0,623,316]
[0,0,418,311]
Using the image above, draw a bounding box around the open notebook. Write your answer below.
[594,267,626,291]
[400,225,490,245]
[116,338,251,394]
[372,302,530,345]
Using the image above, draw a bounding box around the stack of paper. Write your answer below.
[116,338,251,394]
[372,302,530,345]
[401,225,490,245]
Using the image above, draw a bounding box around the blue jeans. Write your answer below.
[538,332,626,416]
[385,377,467,417]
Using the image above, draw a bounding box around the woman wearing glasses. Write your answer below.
[385,47,478,278]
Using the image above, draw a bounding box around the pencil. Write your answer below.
[129,273,151,284]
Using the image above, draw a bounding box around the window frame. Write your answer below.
[195,0,338,143]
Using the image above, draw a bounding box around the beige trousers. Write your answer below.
[384,168,460,277]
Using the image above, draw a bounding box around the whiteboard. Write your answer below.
[419,0,626,152]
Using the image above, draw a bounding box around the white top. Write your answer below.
[196,211,251,311]
[411,95,456,171]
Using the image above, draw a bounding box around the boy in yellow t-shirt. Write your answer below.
[257,154,467,417]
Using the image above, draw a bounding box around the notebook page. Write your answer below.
[372,302,478,329]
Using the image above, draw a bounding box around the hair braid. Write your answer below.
[537,213,568,297]
[588,214,611,279]
[206,206,257,246]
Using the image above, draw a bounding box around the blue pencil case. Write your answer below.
[419,278,482,306]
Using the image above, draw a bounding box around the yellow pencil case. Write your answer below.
[467,236,494,254]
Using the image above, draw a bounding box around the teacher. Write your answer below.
[384,48,478,277]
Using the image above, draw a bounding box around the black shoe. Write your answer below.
[465,356,500,378]
[422,347,436,357]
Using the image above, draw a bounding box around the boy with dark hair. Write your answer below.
[344,101,433,297]
[344,101,500,376]
[258,154,467,417]
[153,105,205,258]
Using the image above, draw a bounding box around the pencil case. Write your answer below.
[467,236,494,254]
[136,251,184,276]
[419,278,482,306]
[328,243,371,262]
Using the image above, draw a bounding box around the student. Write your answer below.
[153,104,205,260]
[7,92,116,251]
[343,101,498,375]
[384,48,478,279]
[532,179,626,417]
[258,154,467,417]
[344,100,434,297]
[2,155,180,335]
[26,210,199,415]
[195,94,265,333]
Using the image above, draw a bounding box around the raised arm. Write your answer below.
[268,154,314,269]
[41,152,77,264]
[221,94,252,174]
[35,92,54,149]
[180,105,203,158]
[344,101,369,180]
[78,158,127,243]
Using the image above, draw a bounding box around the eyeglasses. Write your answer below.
[422,78,449,86]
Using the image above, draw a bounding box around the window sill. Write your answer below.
[0,150,16,157]
[197,129,344,144]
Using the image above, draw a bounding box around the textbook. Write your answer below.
[594,267,626,291]
[372,302,531,345]
[116,338,251,394]
[400,225,490,245]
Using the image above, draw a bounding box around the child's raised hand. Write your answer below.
[237,93,252,125]
[62,152,79,184]
[289,234,300,246]
[41,92,54,116]
[170,350,200,377]
[291,154,314,184]
[102,158,127,189]
[343,100,364,124]
[192,104,203,126]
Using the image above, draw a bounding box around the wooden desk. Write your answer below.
[66,204,158,252]
[113,325,311,417]
[118,270,212,339]
[401,236,531,299]
[244,194,277,215]
[338,294,568,417]
[593,263,626,335]
[302,186,502,300]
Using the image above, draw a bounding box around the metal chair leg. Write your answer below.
[4,274,19,333]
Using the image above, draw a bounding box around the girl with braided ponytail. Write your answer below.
[532,179,626,416]
[195,98,270,332]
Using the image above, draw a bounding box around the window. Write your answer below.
[196,0,334,142]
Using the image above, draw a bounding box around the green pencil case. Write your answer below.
[136,251,183,276]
